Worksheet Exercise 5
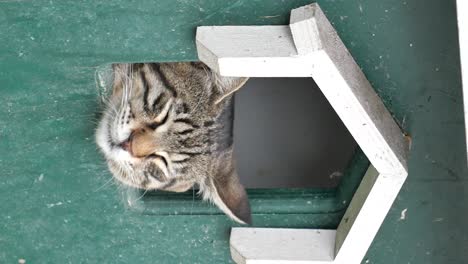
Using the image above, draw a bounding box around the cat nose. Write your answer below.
[121,128,158,158]
[119,138,133,156]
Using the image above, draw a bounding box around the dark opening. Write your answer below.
[234,78,357,188]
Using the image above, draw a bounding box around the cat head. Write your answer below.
[95,62,251,224]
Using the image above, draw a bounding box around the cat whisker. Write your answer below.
[132,189,148,203]
[190,186,195,215]
[107,105,119,117]
[94,176,116,192]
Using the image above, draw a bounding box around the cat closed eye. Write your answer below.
[148,122,161,130]
[149,107,170,130]
[148,154,169,167]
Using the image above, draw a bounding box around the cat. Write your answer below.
[95,62,251,224]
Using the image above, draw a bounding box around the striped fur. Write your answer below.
[96,62,251,224]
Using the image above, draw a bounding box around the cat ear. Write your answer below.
[190,62,248,104]
[213,75,249,104]
[205,165,251,225]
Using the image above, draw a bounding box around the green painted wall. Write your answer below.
[0,0,466,263]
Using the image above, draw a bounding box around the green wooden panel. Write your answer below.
[1,0,466,264]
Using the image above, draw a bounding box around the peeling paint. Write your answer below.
[399,208,407,221]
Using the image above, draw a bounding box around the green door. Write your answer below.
[1,0,466,263]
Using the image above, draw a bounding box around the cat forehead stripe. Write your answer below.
[151,63,178,97]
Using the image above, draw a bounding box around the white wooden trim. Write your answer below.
[196,26,313,77]
[230,228,336,264]
[196,3,409,264]
[335,172,405,263]
[456,0,468,163]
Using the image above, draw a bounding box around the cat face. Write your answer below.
[96,62,251,224]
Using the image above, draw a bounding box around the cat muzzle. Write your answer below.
[120,128,158,158]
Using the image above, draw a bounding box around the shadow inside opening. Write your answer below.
[234,77,357,189]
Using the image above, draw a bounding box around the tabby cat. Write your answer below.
[95,62,251,224]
